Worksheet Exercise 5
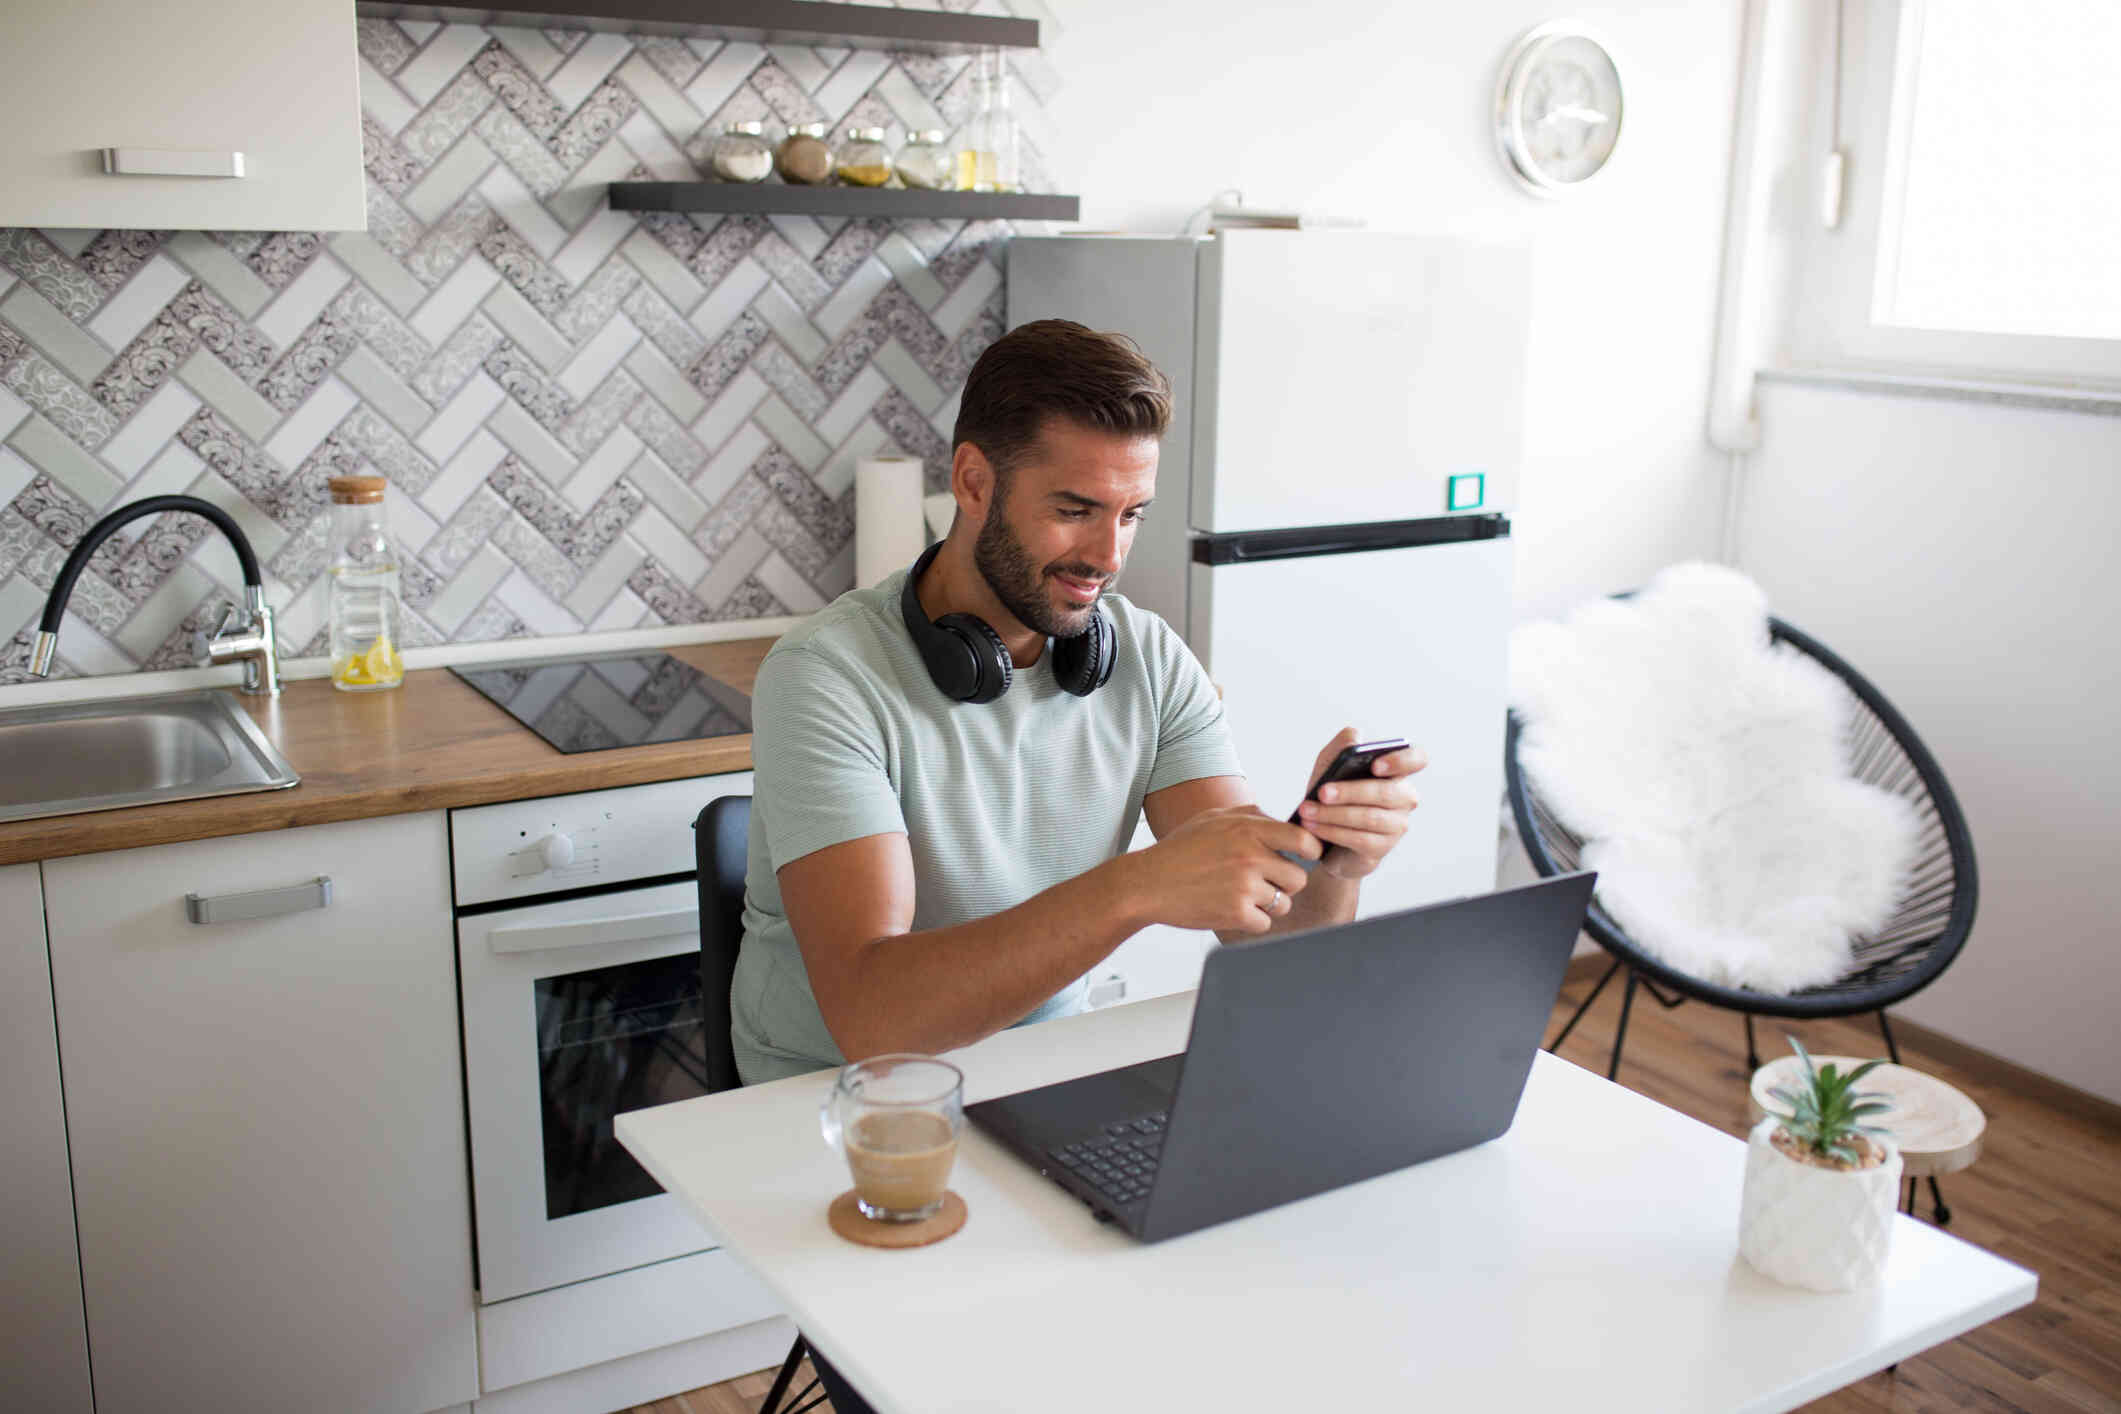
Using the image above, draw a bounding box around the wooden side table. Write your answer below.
[1749,1055,1986,1225]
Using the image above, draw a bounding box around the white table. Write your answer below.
[617,993,2036,1414]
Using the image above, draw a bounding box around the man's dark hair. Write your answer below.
[951,319,1172,484]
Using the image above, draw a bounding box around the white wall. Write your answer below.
[1740,380,2121,1106]
[1041,0,1744,618]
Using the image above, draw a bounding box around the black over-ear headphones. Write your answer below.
[899,541,1115,703]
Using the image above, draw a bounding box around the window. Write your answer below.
[1784,0,2121,386]
[1879,0,2121,341]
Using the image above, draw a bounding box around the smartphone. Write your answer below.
[1287,737,1410,825]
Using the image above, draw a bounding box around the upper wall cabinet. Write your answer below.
[0,0,365,231]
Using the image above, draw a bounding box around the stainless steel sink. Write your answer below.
[0,690,298,824]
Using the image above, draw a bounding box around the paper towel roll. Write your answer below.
[856,456,926,589]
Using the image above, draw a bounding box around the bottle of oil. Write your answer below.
[327,475,403,691]
[953,49,1019,193]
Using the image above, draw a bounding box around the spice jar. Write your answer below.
[895,130,954,191]
[836,127,893,187]
[775,123,833,185]
[709,121,772,183]
[326,475,403,692]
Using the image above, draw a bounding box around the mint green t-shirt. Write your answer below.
[730,566,1242,1084]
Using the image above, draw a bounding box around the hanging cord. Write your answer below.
[1822,0,1847,228]
[1831,0,1844,147]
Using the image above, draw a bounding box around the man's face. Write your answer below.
[972,416,1159,640]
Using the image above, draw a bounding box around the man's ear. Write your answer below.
[951,442,994,528]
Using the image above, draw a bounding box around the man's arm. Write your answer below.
[1143,776,1357,939]
[1143,727,1429,940]
[781,810,1321,1061]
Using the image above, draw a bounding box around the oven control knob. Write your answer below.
[538,833,575,870]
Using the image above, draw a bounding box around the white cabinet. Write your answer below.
[0,0,364,230]
[0,863,93,1414]
[42,813,477,1414]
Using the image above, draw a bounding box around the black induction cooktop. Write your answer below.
[452,651,752,754]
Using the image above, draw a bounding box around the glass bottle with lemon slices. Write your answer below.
[327,475,404,691]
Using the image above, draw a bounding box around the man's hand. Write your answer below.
[1294,727,1428,881]
[1134,806,1323,934]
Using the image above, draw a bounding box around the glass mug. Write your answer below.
[820,1054,964,1221]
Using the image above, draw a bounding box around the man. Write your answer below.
[730,319,1425,1085]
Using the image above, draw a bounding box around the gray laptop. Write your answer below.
[966,872,1596,1242]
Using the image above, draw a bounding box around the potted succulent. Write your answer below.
[1738,1037,1902,1291]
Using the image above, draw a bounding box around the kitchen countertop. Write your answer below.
[0,637,776,867]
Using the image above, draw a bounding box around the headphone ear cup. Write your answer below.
[1052,609,1116,697]
[900,541,1013,704]
[935,613,1012,703]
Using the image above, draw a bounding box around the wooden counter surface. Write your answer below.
[0,637,775,866]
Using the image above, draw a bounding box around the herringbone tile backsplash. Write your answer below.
[0,11,1058,682]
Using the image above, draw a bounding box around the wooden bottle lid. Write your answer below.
[1749,1056,1986,1178]
[329,474,386,504]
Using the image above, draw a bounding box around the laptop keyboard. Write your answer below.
[1049,1111,1168,1210]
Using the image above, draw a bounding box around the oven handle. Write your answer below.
[486,906,700,956]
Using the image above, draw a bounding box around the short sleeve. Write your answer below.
[1142,616,1244,795]
[750,644,908,869]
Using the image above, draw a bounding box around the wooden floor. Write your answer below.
[633,968,2121,1414]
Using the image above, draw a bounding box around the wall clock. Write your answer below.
[1494,22,1625,196]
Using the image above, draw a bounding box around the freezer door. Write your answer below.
[1191,231,1531,532]
[1189,535,1513,917]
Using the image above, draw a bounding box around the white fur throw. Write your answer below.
[1509,564,1918,994]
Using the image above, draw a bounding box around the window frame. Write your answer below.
[1783,0,2121,390]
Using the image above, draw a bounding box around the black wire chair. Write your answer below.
[1504,614,1979,1222]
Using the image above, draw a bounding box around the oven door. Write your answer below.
[458,880,716,1304]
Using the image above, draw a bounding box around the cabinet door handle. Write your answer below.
[185,877,332,925]
[102,147,246,178]
[487,907,699,956]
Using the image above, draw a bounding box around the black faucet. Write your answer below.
[31,494,281,695]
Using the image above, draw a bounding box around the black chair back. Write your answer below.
[693,795,751,1093]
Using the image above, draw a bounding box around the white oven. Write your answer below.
[451,773,752,1306]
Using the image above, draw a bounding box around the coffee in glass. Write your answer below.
[820,1054,964,1221]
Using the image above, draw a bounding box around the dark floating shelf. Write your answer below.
[355,0,1039,54]
[609,183,1080,222]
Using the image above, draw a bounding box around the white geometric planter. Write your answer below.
[1738,1116,1902,1291]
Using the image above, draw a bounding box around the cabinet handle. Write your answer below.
[102,148,246,178]
[487,907,699,956]
[185,877,332,925]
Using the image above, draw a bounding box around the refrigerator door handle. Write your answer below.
[1230,539,1371,562]
[1193,514,1511,566]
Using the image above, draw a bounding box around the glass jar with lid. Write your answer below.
[835,127,894,187]
[894,129,954,191]
[326,475,404,692]
[775,123,833,185]
[709,121,772,183]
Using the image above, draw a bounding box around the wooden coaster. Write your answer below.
[827,1189,968,1248]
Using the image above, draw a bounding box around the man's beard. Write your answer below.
[973,498,1113,640]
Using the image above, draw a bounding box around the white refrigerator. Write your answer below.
[1008,231,1533,999]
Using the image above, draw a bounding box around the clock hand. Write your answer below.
[1538,103,1611,128]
